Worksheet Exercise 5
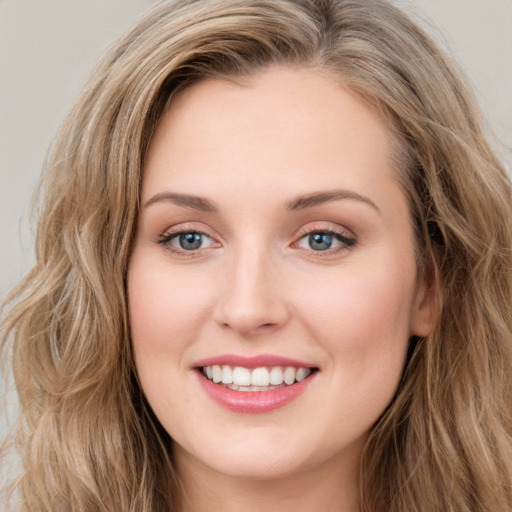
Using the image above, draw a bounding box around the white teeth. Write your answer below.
[251,367,270,386]
[232,366,251,386]
[296,367,311,382]
[202,364,314,388]
[284,366,296,385]
[221,365,233,384]
[212,365,222,383]
[269,366,284,385]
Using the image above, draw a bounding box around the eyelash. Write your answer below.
[156,229,215,257]
[156,226,357,257]
[292,227,357,256]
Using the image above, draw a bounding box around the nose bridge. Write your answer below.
[214,238,289,335]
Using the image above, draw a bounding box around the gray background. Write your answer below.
[1,0,512,460]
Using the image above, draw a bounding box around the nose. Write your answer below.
[213,248,290,337]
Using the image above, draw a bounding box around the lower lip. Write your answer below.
[197,371,316,413]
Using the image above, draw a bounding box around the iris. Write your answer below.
[179,232,203,250]
[309,233,333,251]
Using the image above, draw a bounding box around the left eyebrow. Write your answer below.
[144,192,218,212]
[285,189,380,212]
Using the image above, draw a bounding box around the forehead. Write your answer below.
[141,66,408,226]
[143,67,400,200]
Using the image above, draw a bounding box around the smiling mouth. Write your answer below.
[199,365,317,391]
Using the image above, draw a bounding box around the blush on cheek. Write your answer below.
[305,271,412,335]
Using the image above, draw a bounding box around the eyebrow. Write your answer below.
[144,188,379,213]
[286,189,380,212]
[144,192,218,212]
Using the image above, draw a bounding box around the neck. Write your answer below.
[174,445,361,512]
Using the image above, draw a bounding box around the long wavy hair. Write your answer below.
[2,0,512,510]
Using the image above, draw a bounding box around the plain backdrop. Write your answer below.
[1,0,511,458]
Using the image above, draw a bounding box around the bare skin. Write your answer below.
[176,440,361,512]
[128,66,434,511]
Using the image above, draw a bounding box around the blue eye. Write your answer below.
[309,233,334,251]
[296,230,355,252]
[158,231,214,252]
[178,232,204,250]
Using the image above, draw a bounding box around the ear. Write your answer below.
[410,275,437,337]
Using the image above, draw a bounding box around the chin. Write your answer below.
[205,453,310,481]
[174,432,317,481]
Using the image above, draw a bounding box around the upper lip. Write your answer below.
[194,354,317,369]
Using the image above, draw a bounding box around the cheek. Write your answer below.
[295,256,416,372]
[127,254,216,382]
[126,253,215,427]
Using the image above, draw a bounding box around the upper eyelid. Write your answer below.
[159,222,218,238]
[158,229,216,245]
[294,222,356,239]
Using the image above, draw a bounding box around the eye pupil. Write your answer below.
[309,233,333,251]
[179,232,203,250]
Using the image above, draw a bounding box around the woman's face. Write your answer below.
[128,67,433,482]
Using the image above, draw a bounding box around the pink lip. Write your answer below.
[195,355,317,413]
[197,372,316,413]
[194,354,315,369]
[197,373,315,413]
[194,354,318,413]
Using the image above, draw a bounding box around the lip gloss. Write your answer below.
[197,372,315,413]
[195,354,317,413]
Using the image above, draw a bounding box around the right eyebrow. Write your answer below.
[285,189,380,212]
[144,192,218,213]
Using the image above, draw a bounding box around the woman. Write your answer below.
[2,0,511,511]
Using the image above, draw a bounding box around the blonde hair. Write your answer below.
[2,0,512,510]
